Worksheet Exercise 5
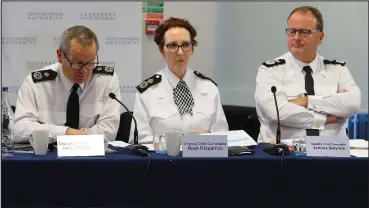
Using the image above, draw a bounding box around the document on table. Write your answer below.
[350,150,368,157]
[349,139,368,157]
[203,130,257,147]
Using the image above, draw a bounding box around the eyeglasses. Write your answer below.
[165,42,193,52]
[62,51,99,70]
[285,28,321,37]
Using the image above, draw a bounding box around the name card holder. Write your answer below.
[182,135,228,157]
[306,136,350,157]
[57,135,105,157]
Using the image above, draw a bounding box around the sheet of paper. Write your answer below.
[350,149,368,157]
[349,139,368,149]
[106,141,130,153]
[108,141,130,148]
[203,130,257,146]
[281,139,294,146]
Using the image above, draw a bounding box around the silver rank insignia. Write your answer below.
[139,81,148,88]
[136,74,162,93]
[262,59,286,68]
[266,60,276,65]
[92,66,114,76]
[336,60,345,64]
[31,69,58,83]
[33,72,43,80]
[105,66,114,73]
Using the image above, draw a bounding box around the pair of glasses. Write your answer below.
[165,42,193,52]
[285,28,321,37]
[62,51,99,70]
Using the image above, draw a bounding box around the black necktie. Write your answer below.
[303,65,319,136]
[65,84,80,129]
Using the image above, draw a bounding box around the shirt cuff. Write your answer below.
[307,95,323,112]
[49,125,68,141]
[310,112,326,130]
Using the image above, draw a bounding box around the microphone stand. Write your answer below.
[263,87,289,155]
[109,93,148,156]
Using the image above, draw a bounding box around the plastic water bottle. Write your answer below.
[292,137,307,156]
[153,134,167,155]
[2,87,15,157]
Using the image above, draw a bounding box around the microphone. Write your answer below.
[271,86,281,144]
[109,93,148,156]
[263,86,289,155]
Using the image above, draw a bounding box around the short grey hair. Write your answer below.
[59,25,99,53]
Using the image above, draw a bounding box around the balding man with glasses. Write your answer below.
[254,6,361,143]
[14,25,121,143]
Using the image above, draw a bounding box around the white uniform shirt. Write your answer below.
[255,52,361,143]
[129,67,228,144]
[14,63,122,142]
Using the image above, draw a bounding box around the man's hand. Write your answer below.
[325,115,338,125]
[288,96,308,108]
[66,128,89,135]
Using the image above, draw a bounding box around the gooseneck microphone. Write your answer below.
[271,86,281,144]
[109,93,138,144]
[263,86,289,155]
[109,93,148,156]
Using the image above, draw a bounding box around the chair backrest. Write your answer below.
[222,105,260,142]
[11,105,16,113]
[115,111,132,143]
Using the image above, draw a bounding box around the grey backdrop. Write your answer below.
[214,2,368,112]
[141,2,368,112]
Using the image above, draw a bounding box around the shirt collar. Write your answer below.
[289,52,319,74]
[164,66,194,90]
[58,63,86,92]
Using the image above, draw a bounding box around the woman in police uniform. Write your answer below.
[129,17,228,144]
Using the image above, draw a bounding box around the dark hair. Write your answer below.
[154,17,198,51]
[287,6,324,32]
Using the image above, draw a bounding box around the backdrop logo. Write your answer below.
[120,85,136,93]
[27,60,57,70]
[2,37,37,45]
[105,37,140,45]
[80,12,116,20]
[27,12,63,20]
[99,61,115,68]
[53,36,61,45]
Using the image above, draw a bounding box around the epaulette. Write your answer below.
[194,71,217,86]
[31,69,58,83]
[136,74,162,93]
[262,59,286,68]
[323,59,346,66]
[93,66,114,76]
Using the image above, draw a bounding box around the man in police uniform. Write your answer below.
[14,25,121,143]
[254,6,361,143]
